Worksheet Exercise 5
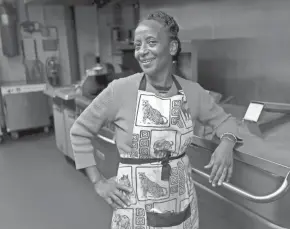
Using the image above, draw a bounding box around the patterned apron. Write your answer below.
[111,75,199,229]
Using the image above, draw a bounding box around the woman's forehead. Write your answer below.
[135,20,168,39]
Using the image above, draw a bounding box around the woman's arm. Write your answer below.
[196,85,242,186]
[70,81,133,208]
[197,85,241,141]
[70,81,118,172]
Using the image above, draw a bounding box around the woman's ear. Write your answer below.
[169,40,179,56]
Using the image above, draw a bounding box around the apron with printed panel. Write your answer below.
[111,75,199,229]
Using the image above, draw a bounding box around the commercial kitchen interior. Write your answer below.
[0,0,290,228]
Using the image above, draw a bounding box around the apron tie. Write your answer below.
[161,151,172,181]
[119,151,185,181]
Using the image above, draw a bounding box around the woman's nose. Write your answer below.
[139,45,149,56]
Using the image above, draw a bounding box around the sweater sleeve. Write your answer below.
[70,81,117,170]
[196,84,241,140]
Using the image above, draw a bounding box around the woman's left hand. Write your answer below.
[204,140,235,187]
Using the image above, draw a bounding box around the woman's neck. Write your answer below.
[145,68,173,88]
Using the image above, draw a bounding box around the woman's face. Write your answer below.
[134,20,177,77]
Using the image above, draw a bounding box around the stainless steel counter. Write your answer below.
[43,85,79,100]
[222,104,290,170]
[75,95,92,108]
[190,104,290,228]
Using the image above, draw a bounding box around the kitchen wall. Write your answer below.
[74,5,98,78]
[0,1,25,83]
[74,3,137,76]
[0,2,79,127]
[97,0,137,72]
[26,5,79,85]
[140,0,290,105]
[0,2,78,85]
[0,1,27,127]
[1,0,290,106]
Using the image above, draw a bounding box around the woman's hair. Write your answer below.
[142,11,182,60]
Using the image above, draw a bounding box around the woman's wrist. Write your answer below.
[220,132,237,150]
[93,174,106,185]
[85,166,106,185]
[220,137,235,149]
[220,132,237,144]
[93,178,104,186]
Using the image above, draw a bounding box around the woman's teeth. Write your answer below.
[141,59,154,63]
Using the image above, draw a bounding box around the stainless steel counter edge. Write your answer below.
[43,86,57,98]
[43,86,78,100]
[190,135,290,178]
[75,95,92,108]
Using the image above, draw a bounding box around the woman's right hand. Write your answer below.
[94,177,132,209]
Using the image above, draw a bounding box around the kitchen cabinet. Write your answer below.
[52,100,76,159]
[52,101,67,156]
[48,86,77,159]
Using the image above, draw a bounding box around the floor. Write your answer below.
[1,132,229,229]
[0,131,276,229]
[0,132,113,229]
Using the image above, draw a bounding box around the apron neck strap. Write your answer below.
[139,74,183,94]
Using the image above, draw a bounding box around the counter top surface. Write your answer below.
[43,85,57,98]
[222,104,290,169]
[43,85,79,100]
[75,95,92,107]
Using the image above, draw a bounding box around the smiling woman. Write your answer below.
[134,11,180,89]
[70,10,242,229]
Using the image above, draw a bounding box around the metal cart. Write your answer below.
[1,81,51,139]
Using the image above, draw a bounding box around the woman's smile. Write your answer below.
[140,58,156,67]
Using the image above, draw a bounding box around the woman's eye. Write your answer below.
[134,43,141,49]
[148,41,157,46]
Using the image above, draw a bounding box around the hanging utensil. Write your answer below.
[31,39,44,83]
[20,39,32,83]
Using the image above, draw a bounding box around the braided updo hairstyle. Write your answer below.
[142,11,182,61]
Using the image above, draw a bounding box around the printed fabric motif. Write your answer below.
[111,81,199,229]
